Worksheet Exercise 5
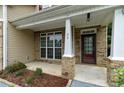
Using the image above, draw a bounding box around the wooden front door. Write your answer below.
[81,34,96,64]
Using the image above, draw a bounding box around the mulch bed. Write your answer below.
[0,69,68,87]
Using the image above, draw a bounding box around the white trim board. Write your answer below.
[80,28,97,35]
[13,6,119,30]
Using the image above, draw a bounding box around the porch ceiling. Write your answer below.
[10,5,123,31]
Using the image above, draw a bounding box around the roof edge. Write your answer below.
[10,5,70,22]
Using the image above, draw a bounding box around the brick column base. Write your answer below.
[61,56,75,79]
[107,58,124,86]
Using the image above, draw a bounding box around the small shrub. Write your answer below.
[5,62,27,73]
[12,62,27,71]
[25,76,34,85]
[0,70,3,75]
[15,69,25,77]
[34,68,43,76]
[114,67,124,86]
[5,66,14,73]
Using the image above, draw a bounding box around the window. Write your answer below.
[47,33,54,58]
[40,33,46,58]
[40,32,62,59]
[55,32,62,59]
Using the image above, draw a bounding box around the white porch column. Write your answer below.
[107,8,124,86]
[62,18,75,79]
[3,5,8,69]
[63,18,74,57]
[110,8,124,60]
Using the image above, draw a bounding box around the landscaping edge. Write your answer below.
[0,78,71,87]
[0,78,20,87]
[66,79,72,87]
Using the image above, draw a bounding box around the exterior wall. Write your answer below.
[34,32,40,60]
[34,25,107,66]
[7,6,36,64]
[62,57,75,79]
[34,28,65,64]
[96,26,107,66]
[0,22,2,70]
[74,26,107,66]
[107,58,124,86]
[7,5,36,20]
[74,28,81,64]
[8,23,35,64]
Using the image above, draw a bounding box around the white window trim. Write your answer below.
[40,31,62,60]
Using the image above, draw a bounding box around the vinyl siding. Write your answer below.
[7,6,36,64]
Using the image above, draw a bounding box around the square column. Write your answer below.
[110,8,124,60]
[107,8,124,86]
[62,18,75,79]
[63,18,74,57]
[3,5,8,69]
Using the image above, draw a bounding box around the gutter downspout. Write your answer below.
[3,5,7,69]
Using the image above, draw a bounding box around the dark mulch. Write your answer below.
[0,69,68,87]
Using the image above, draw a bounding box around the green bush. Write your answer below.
[34,68,43,76]
[5,66,14,73]
[5,62,27,73]
[15,69,25,76]
[114,67,124,86]
[25,76,34,85]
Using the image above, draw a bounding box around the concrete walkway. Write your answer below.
[75,64,108,86]
[26,62,108,87]
[26,62,61,76]
[0,82,9,87]
[70,80,102,87]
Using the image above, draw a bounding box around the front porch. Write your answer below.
[25,62,108,86]
[8,5,124,86]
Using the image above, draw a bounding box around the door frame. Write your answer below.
[80,28,97,64]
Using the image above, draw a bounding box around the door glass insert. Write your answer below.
[84,36,93,55]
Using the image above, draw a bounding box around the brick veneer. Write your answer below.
[96,26,107,66]
[34,32,40,60]
[107,58,124,86]
[74,26,107,66]
[34,26,107,67]
[61,56,75,79]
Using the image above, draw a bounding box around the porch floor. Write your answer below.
[25,62,108,87]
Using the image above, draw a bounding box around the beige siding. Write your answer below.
[8,5,36,20]
[8,23,34,64]
[7,6,36,64]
